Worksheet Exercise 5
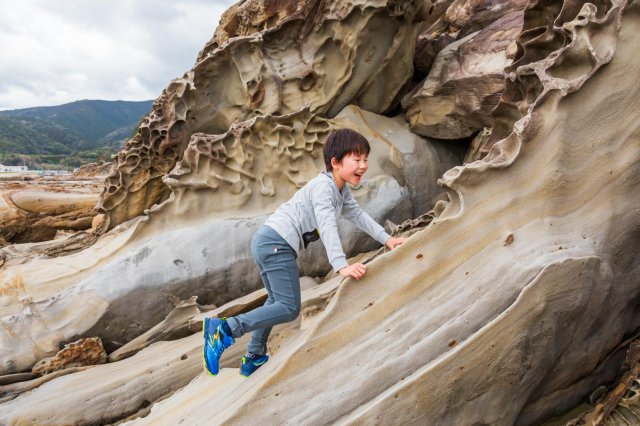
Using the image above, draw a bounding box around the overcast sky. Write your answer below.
[0,0,236,111]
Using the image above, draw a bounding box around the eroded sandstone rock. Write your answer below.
[74,161,113,178]
[2,1,635,425]
[484,0,622,155]
[108,296,201,362]
[414,0,528,76]
[162,107,331,219]
[31,337,106,376]
[0,274,343,425]
[99,2,639,425]
[0,105,459,375]
[445,0,529,36]
[209,0,306,48]
[98,0,424,229]
[404,9,524,139]
[0,178,101,244]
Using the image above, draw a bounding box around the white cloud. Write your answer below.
[0,0,236,110]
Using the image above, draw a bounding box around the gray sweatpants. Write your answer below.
[226,225,301,355]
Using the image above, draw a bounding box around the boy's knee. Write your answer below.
[271,300,300,322]
[283,304,300,321]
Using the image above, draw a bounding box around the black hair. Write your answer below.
[323,128,370,171]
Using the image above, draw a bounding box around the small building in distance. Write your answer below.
[0,163,28,173]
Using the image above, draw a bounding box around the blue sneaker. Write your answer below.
[203,317,235,376]
[240,353,269,377]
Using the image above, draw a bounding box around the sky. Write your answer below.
[0,0,236,111]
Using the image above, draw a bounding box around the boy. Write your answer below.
[203,128,406,377]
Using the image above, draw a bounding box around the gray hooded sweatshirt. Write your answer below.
[264,171,391,272]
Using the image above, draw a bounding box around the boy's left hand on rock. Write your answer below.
[339,263,367,280]
[385,236,407,250]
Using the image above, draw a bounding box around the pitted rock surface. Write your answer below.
[31,337,107,376]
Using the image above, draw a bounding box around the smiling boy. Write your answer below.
[203,128,406,377]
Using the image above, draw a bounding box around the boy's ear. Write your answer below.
[330,157,339,169]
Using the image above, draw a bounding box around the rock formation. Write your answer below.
[413,0,529,80]
[73,161,113,178]
[565,340,640,425]
[31,337,107,376]
[98,0,425,229]
[0,103,459,374]
[407,0,531,142]
[128,1,638,424]
[1,0,639,425]
[404,9,524,139]
[0,176,101,244]
[0,275,342,424]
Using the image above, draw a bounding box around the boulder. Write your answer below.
[404,10,524,139]
[32,337,107,376]
[414,0,528,76]
[445,0,529,36]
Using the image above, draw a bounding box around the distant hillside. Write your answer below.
[0,99,153,157]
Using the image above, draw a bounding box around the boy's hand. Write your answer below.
[339,263,367,280]
[385,236,407,250]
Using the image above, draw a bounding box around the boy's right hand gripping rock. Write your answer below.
[339,263,367,280]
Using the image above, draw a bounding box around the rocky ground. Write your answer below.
[0,174,103,246]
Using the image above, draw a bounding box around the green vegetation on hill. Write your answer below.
[0,99,153,169]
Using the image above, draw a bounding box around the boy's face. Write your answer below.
[331,152,368,188]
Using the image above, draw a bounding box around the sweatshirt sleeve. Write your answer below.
[311,182,350,272]
[341,188,391,245]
